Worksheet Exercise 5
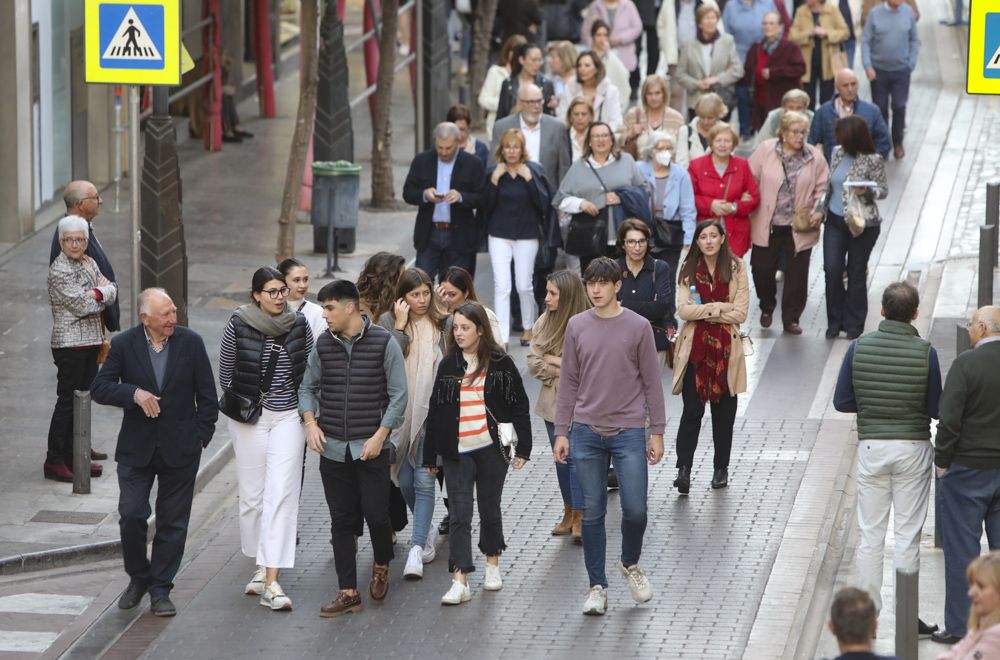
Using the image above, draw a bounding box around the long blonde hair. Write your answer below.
[968,552,1000,633]
[532,270,590,357]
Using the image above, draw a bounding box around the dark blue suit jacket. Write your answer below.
[50,223,122,332]
[402,149,485,255]
[91,325,218,468]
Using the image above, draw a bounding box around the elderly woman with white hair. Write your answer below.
[45,214,117,483]
[636,129,697,279]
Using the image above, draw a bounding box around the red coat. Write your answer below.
[688,154,760,257]
[741,39,806,131]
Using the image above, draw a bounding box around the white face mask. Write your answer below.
[655,150,673,166]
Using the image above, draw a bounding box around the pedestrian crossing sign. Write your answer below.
[85,0,180,85]
[968,0,1000,94]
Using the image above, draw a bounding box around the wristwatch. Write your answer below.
[729,202,737,214]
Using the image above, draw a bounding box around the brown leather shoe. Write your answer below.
[760,311,773,328]
[894,145,905,159]
[552,505,573,536]
[784,323,803,335]
[319,591,362,618]
[91,449,108,461]
[369,564,389,601]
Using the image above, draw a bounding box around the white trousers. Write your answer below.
[229,408,305,569]
[855,439,934,612]
[488,235,538,344]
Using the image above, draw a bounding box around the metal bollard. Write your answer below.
[987,182,1000,269]
[980,225,996,308]
[895,570,919,660]
[72,390,92,494]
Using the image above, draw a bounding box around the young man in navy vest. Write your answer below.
[299,280,407,617]
[833,282,941,636]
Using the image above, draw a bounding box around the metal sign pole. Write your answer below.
[130,84,141,325]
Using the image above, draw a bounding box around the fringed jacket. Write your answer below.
[423,350,532,465]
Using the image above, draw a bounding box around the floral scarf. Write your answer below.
[688,258,731,403]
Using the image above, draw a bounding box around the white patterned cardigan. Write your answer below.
[48,252,117,349]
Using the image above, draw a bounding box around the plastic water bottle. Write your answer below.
[689,285,701,305]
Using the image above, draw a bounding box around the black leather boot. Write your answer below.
[674,467,691,494]
[711,468,729,489]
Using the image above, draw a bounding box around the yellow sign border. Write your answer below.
[968,0,1000,95]
[85,0,180,85]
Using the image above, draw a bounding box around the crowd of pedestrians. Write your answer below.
[39,0,1000,650]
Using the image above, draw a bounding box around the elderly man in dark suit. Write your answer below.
[91,288,218,617]
[402,122,486,281]
[491,83,571,324]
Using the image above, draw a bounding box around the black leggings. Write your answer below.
[675,364,738,470]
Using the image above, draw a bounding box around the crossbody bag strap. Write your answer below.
[586,159,610,194]
[259,332,290,396]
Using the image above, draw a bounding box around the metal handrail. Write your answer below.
[181,16,213,38]
[349,51,416,108]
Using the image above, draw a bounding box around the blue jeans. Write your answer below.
[396,435,436,548]
[823,212,880,337]
[572,425,648,588]
[735,84,752,137]
[546,421,584,510]
[936,464,1000,636]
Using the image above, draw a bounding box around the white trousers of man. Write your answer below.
[855,439,934,612]
[488,235,538,344]
[229,408,305,568]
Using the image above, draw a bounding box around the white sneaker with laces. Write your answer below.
[619,561,653,603]
[403,545,424,579]
[422,527,439,563]
[259,581,292,610]
[582,585,608,615]
[441,579,471,605]
[483,563,503,591]
[245,566,266,595]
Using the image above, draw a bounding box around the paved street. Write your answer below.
[0,0,995,656]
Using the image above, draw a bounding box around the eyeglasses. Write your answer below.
[262,287,291,299]
[590,133,611,141]
[60,237,88,246]
[624,238,648,247]
[520,98,544,105]
[966,319,984,329]
[81,195,103,204]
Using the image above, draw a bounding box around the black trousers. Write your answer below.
[118,449,199,598]
[750,226,812,327]
[651,247,682,286]
[442,447,508,574]
[675,364,738,470]
[804,76,834,111]
[47,346,100,466]
[320,451,394,590]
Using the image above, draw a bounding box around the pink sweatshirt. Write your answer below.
[555,308,666,437]
[936,623,1000,660]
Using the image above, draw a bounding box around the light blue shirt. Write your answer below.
[722,0,777,61]
[861,2,919,72]
[433,157,456,222]
[829,155,854,216]
[637,160,698,244]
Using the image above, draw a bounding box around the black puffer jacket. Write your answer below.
[228,314,309,400]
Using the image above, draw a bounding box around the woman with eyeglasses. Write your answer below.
[747,110,828,335]
[218,266,313,611]
[45,215,117,483]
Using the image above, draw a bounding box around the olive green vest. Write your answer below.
[851,320,931,440]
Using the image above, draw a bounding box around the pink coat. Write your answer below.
[936,623,1000,660]
[581,0,644,71]
[747,139,829,254]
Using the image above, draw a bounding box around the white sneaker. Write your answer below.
[423,526,439,563]
[244,566,265,595]
[441,579,471,605]
[259,581,292,610]
[619,561,653,603]
[483,563,503,591]
[582,585,608,615]
[403,545,424,580]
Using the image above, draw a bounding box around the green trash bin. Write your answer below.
[311,161,361,274]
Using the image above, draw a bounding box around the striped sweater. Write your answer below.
[458,353,492,453]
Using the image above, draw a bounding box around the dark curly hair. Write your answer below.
[356,252,406,320]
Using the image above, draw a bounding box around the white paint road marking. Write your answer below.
[0,593,93,616]
[0,631,60,653]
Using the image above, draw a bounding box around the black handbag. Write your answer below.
[648,181,686,250]
[565,161,611,257]
[219,333,288,424]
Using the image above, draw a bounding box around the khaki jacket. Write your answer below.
[526,316,559,422]
[789,4,850,82]
[671,261,749,396]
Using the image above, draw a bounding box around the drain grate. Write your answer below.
[29,510,108,525]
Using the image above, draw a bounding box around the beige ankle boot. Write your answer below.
[551,504,573,535]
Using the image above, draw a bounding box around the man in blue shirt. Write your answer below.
[862,0,919,160]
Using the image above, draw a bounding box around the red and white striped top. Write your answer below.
[458,353,491,454]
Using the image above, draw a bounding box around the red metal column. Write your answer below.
[254,0,276,118]
[203,0,223,151]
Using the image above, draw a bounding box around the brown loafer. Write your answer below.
[91,449,108,461]
[319,591,362,618]
[894,145,905,159]
[369,564,389,601]
[760,311,773,328]
[784,323,803,335]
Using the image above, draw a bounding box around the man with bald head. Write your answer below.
[91,288,218,618]
[932,306,1000,644]
[808,68,891,163]
[49,180,120,333]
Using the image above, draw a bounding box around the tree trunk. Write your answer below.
[467,0,498,131]
[275,0,321,262]
[371,0,400,207]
